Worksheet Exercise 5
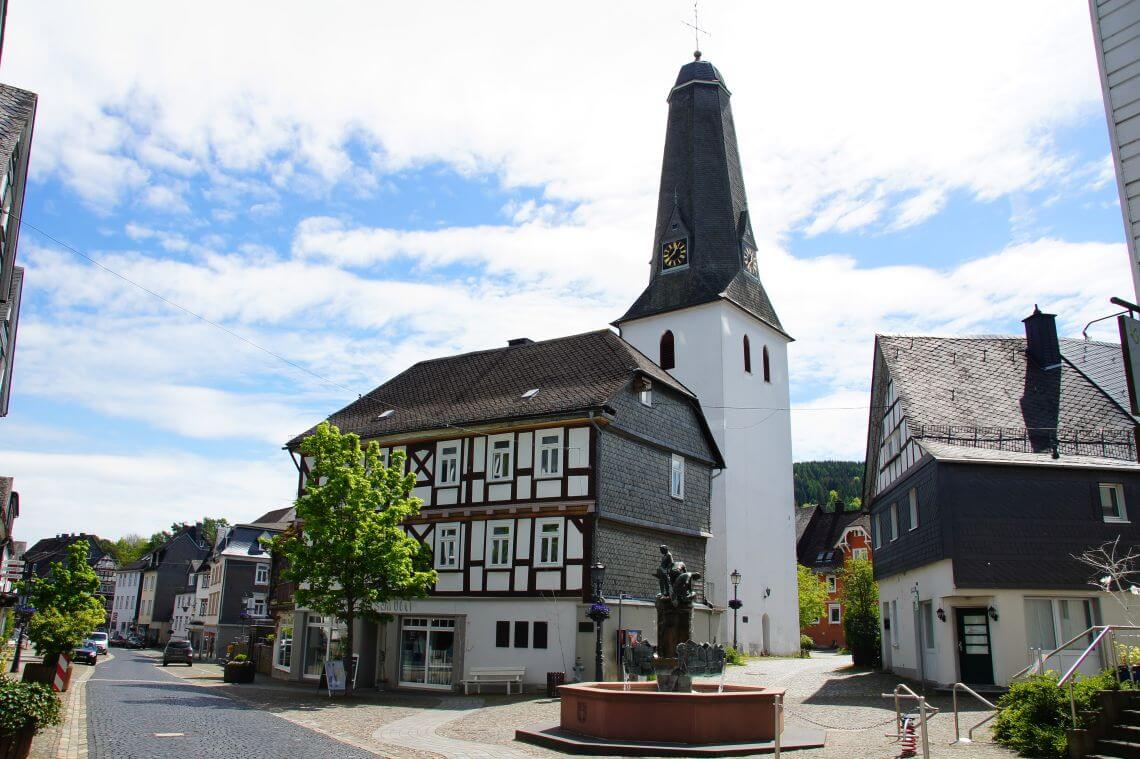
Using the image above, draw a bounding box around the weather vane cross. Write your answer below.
[681,1,710,60]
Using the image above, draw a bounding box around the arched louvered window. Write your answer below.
[743,335,752,373]
[762,346,771,383]
[660,331,675,370]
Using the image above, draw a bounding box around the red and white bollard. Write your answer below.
[899,714,918,757]
[52,654,70,692]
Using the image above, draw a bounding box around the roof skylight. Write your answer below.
[374,409,395,420]
[521,388,540,400]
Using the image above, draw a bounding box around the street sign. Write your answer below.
[1120,315,1140,416]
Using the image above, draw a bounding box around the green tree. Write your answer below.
[793,461,864,508]
[20,543,106,661]
[268,422,436,696]
[839,556,880,666]
[797,564,827,630]
[100,534,149,565]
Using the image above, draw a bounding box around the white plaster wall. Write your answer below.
[879,560,1127,686]
[621,300,798,654]
[386,597,580,686]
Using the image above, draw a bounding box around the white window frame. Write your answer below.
[872,519,881,549]
[639,387,653,406]
[252,595,267,618]
[535,518,564,567]
[435,523,461,570]
[908,488,919,531]
[487,520,513,569]
[853,547,869,562]
[1100,483,1128,523]
[828,603,841,625]
[890,599,899,647]
[437,441,461,486]
[890,503,899,541]
[255,563,269,586]
[826,575,837,594]
[488,435,514,482]
[536,430,563,479]
[671,454,685,500]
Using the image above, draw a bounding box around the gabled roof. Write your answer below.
[216,525,277,558]
[247,506,293,527]
[24,534,105,563]
[864,332,1136,501]
[796,507,870,570]
[288,329,706,447]
[0,84,35,169]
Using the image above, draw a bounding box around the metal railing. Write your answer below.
[773,692,782,758]
[1010,625,1140,729]
[950,682,997,744]
[882,683,937,758]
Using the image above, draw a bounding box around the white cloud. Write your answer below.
[5,1,1105,234]
[0,449,296,546]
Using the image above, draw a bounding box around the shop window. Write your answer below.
[275,627,293,670]
[534,621,548,649]
[514,621,529,648]
[495,620,510,648]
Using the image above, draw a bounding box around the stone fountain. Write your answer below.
[516,546,827,755]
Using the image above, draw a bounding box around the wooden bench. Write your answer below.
[462,666,526,695]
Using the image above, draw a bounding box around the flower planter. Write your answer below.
[223,662,255,684]
[1117,665,1140,683]
[20,661,71,693]
[0,724,35,759]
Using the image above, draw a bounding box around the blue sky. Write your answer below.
[0,1,1133,545]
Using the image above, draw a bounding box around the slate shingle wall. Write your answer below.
[596,428,711,535]
[607,383,715,463]
[870,459,944,580]
[594,520,706,602]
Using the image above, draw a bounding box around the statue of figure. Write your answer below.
[654,545,674,598]
[669,563,702,607]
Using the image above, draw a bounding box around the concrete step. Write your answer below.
[1119,709,1140,726]
[1096,739,1140,759]
[1111,724,1140,741]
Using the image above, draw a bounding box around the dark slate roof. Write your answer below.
[23,534,105,566]
[1060,338,1130,412]
[0,83,35,168]
[795,508,870,570]
[795,505,816,542]
[248,506,293,526]
[289,329,701,446]
[616,60,785,336]
[876,334,1135,466]
[120,559,149,572]
[218,525,275,558]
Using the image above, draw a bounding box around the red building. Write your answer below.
[795,506,872,649]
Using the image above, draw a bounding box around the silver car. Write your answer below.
[85,632,109,654]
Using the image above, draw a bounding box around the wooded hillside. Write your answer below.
[793,461,864,509]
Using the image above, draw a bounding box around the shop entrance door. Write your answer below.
[956,608,994,685]
[399,617,456,688]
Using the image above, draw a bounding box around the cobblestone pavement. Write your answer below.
[29,652,100,759]
[85,649,377,758]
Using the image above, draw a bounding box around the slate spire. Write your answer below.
[617,60,785,335]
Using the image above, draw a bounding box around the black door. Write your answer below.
[956,608,994,685]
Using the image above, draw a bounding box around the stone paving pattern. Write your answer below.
[34,646,1023,759]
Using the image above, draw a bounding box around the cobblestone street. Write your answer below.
[144,650,1020,758]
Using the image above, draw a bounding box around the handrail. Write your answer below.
[1058,626,1113,687]
[950,682,997,744]
[1011,625,1140,681]
[882,683,937,758]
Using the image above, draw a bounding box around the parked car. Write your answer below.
[109,633,126,647]
[73,644,98,665]
[162,639,193,667]
[125,635,145,649]
[85,632,109,654]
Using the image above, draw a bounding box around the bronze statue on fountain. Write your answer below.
[647,545,724,692]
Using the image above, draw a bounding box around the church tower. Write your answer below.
[616,57,798,655]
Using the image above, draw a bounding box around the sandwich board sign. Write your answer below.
[324,660,346,697]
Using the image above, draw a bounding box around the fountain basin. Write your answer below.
[558,681,783,744]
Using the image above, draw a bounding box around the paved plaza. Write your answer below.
[23,649,1017,759]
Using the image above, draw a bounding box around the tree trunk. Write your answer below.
[344,606,354,698]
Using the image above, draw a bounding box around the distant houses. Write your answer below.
[796,506,872,649]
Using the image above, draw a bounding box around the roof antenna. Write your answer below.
[682,1,710,60]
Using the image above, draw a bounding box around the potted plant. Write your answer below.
[0,679,62,759]
[223,653,255,684]
[1116,641,1140,681]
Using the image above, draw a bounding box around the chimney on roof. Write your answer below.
[507,338,534,347]
[1023,305,1062,370]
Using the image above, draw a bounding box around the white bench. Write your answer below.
[461,666,526,695]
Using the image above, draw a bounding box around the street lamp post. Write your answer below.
[586,562,609,682]
[729,569,743,651]
[9,604,34,674]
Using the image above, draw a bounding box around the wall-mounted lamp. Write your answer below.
[936,608,946,623]
[763,587,771,598]
[987,606,999,622]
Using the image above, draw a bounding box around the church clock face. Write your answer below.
[742,246,758,278]
[662,239,688,270]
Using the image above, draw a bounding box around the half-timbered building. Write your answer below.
[272,329,723,690]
